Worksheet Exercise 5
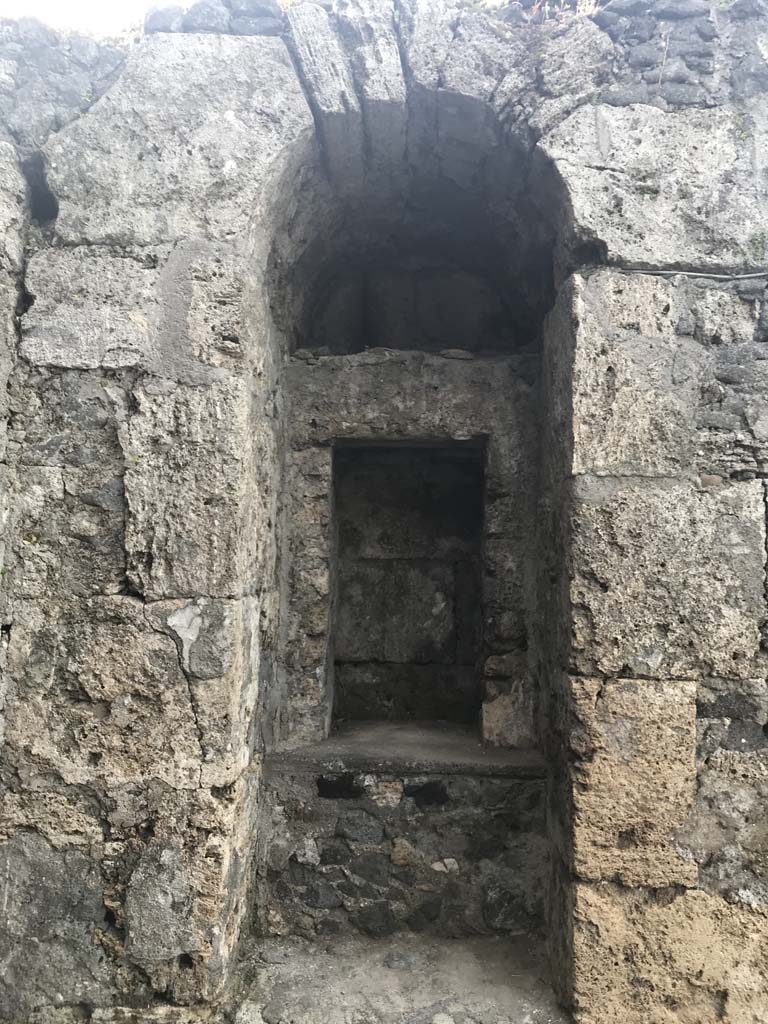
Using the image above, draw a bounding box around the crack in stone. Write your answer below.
[142,603,206,787]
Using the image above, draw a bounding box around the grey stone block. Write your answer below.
[182,0,231,33]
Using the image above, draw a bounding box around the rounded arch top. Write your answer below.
[260,0,598,356]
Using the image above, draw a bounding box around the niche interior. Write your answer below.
[332,441,485,726]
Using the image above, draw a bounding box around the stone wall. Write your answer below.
[541,269,768,1019]
[0,0,767,1022]
[0,12,312,1018]
[259,757,547,939]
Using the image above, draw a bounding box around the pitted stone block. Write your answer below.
[570,478,766,680]
[567,675,698,888]
[541,102,768,271]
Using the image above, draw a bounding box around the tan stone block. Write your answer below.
[569,676,697,887]
[0,788,103,849]
[570,478,765,679]
[572,882,768,1024]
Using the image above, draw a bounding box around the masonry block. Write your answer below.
[568,676,697,887]
[570,478,765,680]
[571,883,768,1024]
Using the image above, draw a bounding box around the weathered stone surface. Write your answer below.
[572,883,768,1024]
[481,686,535,749]
[91,1011,215,1024]
[4,462,125,598]
[260,762,546,938]
[4,597,202,788]
[334,0,406,183]
[7,367,127,470]
[570,478,765,679]
[21,242,252,381]
[405,3,526,108]
[234,932,567,1024]
[2,1,768,1021]
[45,33,312,245]
[541,102,768,270]
[144,5,185,33]
[698,675,768,728]
[230,15,284,35]
[125,844,202,963]
[228,0,282,15]
[527,19,614,134]
[654,0,710,17]
[0,141,25,272]
[0,834,115,1018]
[0,144,23,623]
[121,375,254,600]
[2,364,133,604]
[284,351,538,745]
[493,16,615,136]
[547,269,768,478]
[0,273,19,464]
[183,0,231,34]
[286,352,538,488]
[118,771,260,1001]
[336,561,455,662]
[0,19,125,153]
[567,676,698,887]
[332,445,482,722]
[145,595,261,786]
[682,746,768,907]
[335,663,480,722]
[21,247,164,370]
[286,3,365,189]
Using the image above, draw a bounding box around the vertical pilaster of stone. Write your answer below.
[538,277,580,1002]
[543,269,768,1021]
[0,143,26,611]
[280,446,335,746]
[481,372,540,748]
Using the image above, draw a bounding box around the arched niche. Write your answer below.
[248,80,586,1003]
[267,92,571,358]
[255,85,578,752]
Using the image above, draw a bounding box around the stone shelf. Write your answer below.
[266,720,547,778]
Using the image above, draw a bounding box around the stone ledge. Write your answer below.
[266,720,547,778]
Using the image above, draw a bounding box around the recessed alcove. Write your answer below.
[267,92,569,363]
[332,442,484,725]
[255,80,573,1019]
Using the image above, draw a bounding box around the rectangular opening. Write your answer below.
[331,441,484,725]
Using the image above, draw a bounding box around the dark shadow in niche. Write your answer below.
[266,90,580,358]
[331,440,485,726]
[316,773,364,799]
[21,151,59,227]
